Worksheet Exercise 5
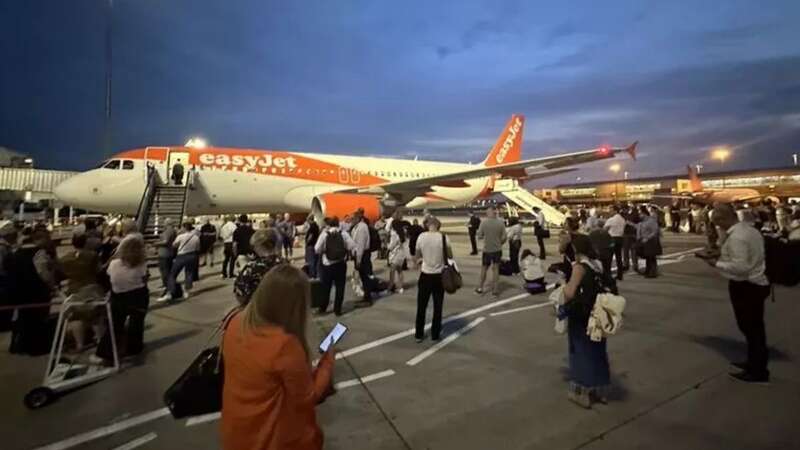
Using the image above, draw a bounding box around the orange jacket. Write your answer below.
[221,315,333,450]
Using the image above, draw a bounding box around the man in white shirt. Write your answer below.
[158,222,200,302]
[604,204,627,280]
[531,207,547,259]
[413,217,452,342]
[706,204,771,384]
[219,215,237,278]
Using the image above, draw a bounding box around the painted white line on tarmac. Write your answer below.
[337,293,530,360]
[659,247,704,259]
[406,317,486,367]
[335,369,396,390]
[489,302,552,317]
[111,432,158,450]
[34,407,171,450]
[185,411,222,427]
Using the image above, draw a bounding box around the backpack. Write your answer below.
[368,226,380,253]
[325,231,347,262]
[764,236,800,287]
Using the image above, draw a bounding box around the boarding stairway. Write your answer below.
[135,166,190,243]
[493,178,566,227]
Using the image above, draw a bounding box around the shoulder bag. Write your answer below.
[440,233,462,294]
[163,307,239,418]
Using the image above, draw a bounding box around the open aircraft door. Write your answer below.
[166,149,191,185]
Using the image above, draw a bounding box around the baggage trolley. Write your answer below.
[24,294,120,409]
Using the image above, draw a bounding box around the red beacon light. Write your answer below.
[598,146,610,155]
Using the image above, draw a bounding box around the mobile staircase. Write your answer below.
[135,166,191,243]
[493,178,566,228]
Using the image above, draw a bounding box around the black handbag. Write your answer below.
[440,234,462,294]
[163,308,239,418]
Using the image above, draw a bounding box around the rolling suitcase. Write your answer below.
[310,279,328,309]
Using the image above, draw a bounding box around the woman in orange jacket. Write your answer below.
[222,264,335,450]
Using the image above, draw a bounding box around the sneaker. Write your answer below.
[89,355,109,365]
[415,337,424,343]
[183,290,192,300]
[474,288,484,295]
[728,371,770,385]
[567,390,592,409]
[729,361,749,371]
[397,288,404,294]
[156,294,172,303]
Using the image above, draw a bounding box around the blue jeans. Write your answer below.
[305,245,319,278]
[158,256,173,290]
[169,252,198,297]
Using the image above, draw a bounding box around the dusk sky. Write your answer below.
[2,0,800,185]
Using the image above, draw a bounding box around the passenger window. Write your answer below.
[122,160,135,170]
[103,160,121,170]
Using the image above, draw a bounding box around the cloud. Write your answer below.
[435,19,509,59]
[542,21,578,46]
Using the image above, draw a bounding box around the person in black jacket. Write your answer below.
[304,215,321,278]
[0,221,18,331]
[407,219,424,257]
[171,160,185,185]
[467,211,480,255]
[9,229,57,355]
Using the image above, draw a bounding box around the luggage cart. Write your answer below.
[24,294,120,409]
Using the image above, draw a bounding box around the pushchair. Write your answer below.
[24,293,120,409]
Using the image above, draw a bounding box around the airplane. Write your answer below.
[53,114,638,222]
[653,165,762,205]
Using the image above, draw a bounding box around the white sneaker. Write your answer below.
[89,355,106,365]
[183,290,191,300]
[397,288,404,294]
[156,294,172,303]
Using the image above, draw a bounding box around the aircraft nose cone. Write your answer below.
[54,177,80,204]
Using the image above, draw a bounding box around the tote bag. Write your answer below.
[440,234,462,294]
[163,308,239,418]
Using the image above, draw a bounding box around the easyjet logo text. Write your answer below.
[198,153,298,170]
[495,117,523,164]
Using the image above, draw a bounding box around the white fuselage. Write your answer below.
[53,148,490,216]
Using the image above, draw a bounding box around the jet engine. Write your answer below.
[311,193,397,224]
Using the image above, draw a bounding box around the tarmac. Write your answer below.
[1,231,799,450]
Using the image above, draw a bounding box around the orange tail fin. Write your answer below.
[482,114,525,167]
[687,165,703,192]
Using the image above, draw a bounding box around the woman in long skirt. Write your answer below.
[559,234,610,408]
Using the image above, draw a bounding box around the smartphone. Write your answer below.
[319,322,348,353]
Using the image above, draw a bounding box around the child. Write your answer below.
[521,249,546,294]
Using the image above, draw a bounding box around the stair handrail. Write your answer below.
[135,164,158,235]
[178,168,193,224]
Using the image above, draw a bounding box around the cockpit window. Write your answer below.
[122,160,135,170]
[103,160,121,170]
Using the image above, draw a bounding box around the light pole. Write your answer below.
[712,147,730,188]
[793,153,798,166]
[610,163,621,202]
[105,0,113,155]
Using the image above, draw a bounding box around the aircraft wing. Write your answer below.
[339,142,637,197]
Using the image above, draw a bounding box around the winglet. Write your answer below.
[625,141,638,161]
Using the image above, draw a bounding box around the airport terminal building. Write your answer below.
[534,165,800,205]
